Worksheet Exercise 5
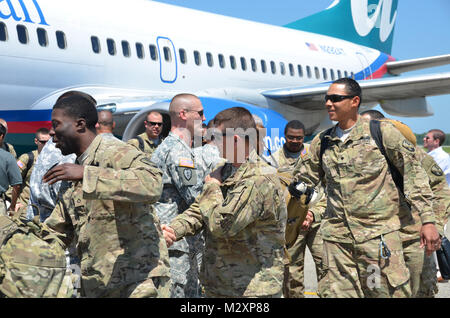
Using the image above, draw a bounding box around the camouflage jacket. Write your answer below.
[151,132,220,253]
[266,143,309,169]
[292,116,435,244]
[170,151,287,297]
[127,132,161,156]
[26,138,76,222]
[399,147,450,240]
[42,135,170,298]
[16,150,38,207]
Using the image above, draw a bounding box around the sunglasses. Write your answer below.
[184,109,204,117]
[286,135,304,141]
[37,139,48,144]
[325,94,356,103]
[146,121,163,127]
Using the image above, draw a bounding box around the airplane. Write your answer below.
[0,0,449,156]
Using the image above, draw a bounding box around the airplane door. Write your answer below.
[356,52,373,80]
[157,36,177,83]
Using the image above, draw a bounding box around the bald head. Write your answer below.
[169,94,201,117]
[96,110,115,134]
[0,118,7,132]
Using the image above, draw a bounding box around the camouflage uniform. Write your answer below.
[151,132,221,298]
[293,116,436,298]
[15,150,38,208]
[170,151,287,298]
[127,132,161,156]
[399,147,450,297]
[26,138,76,222]
[0,215,73,298]
[42,135,171,298]
[1,142,16,159]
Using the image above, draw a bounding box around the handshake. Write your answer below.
[288,181,318,205]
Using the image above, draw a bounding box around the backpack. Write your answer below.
[0,216,73,298]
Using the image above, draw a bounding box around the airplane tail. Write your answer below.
[284,0,398,55]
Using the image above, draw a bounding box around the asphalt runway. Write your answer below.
[303,220,450,298]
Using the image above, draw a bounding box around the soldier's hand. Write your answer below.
[420,223,441,256]
[43,163,84,185]
[161,224,176,247]
[301,211,314,231]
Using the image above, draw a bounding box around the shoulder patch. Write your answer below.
[402,139,415,152]
[431,164,444,177]
[179,158,195,168]
[17,160,25,169]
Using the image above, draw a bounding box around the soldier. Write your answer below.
[0,118,17,159]
[289,78,441,298]
[360,109,450,297]
[12,128,51,214]
[269,120,325,298]
[0,124,21,216]
[163,107,287,298]
[40,94,170,298]
[128,111,164,155]
[95,110,119,141]
[151,93,214,298]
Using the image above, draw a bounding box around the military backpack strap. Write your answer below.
[26,151,35,172]
[369,120,408,207]
[136,136,145,152]
[318,128,333,180]
[4,142,11,153]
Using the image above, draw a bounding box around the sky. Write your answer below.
[152,0,450,135]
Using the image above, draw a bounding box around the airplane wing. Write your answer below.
[386,54,450,75]
[261,72,450,116]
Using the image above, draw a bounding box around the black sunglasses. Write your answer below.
[37,139,48,144]
[184,109,204,117]
[325,94,356,103]
[146,121,163,127]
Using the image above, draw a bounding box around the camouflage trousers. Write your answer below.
[169,249,202,298]
[401,237,438,298]
[318,230,411,298]
[283,223,325,298]
[0,197,6,216]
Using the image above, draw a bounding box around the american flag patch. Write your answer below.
[179,158,195,168]
[17,160,25,169]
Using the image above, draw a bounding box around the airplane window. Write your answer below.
[37,28,48,47]
[17,25,28,44]
[289,63,294,76]
[218,54,225,68]
[280,62,286,75]
[297,65,303,77]
[330,69,335,81]
[306,66,312,78]
[194,51,201,65]
[261,60,267,73]
[122,41,130,57]
[107,38,116,55]
[149,45,158,61]
[337,70,342,79]
[163,46,172,62]
[0,22,7,41]
[136,43,144,59]
[240,57,247,71]
[344,70,348,78]
[270,61,276,74]
[91,36,100,53]
[179,49,187,64]
[56,31,66,49]
[230,56,236,69]
[206,52,213,67]
[322,68,328,80]
[251,58,257,72]
[314,67,320,79]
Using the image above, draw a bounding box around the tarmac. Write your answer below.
[303,220,450,298]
